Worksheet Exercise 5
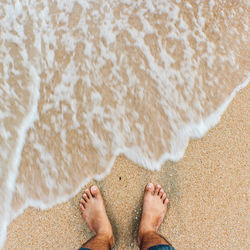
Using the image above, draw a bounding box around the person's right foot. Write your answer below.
[138,183,169,244]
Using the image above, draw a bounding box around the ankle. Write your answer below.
[138,227,155,245]
[96,232,114,248]
[139,219,156,235]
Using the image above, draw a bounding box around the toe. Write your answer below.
[164,197,169,206]
[79,203,85,211]
[90,185,100,198]
[159,188,164,198]
[80,198,86,207]
[82,193,88,202]
[145,183,154,194]
[85,189,92,199]
[155,184,161,195]
[162,193,167,203]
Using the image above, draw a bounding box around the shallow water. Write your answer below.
[0,0,249,247]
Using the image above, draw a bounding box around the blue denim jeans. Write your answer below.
[79,244,175,250]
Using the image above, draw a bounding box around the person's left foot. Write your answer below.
[80,185,114,247]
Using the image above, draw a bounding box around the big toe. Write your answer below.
[145,183,154,194]
[90,185,101,198]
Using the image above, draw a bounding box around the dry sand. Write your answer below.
[4,85,249,249]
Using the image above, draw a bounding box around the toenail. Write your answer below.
[147,183,153,188]
[92,185,97,191]
[156,184,161,188]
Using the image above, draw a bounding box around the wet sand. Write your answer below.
[4,85,249,249]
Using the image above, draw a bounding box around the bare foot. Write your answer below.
[79,185,114,247]
[138,183,169,244]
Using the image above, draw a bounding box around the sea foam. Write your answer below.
[0,0,249,248]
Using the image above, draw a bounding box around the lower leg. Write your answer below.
[81,233,113,250]
[139,231,171,250]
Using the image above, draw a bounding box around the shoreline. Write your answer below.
[4,85,249,249]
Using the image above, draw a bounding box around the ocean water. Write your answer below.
[0,0,249,247]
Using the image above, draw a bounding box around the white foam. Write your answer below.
[0,1,42,247]
[209,0,215,11]
[0,66,41,249]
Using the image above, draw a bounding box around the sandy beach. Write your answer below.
[4,85,249,249]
